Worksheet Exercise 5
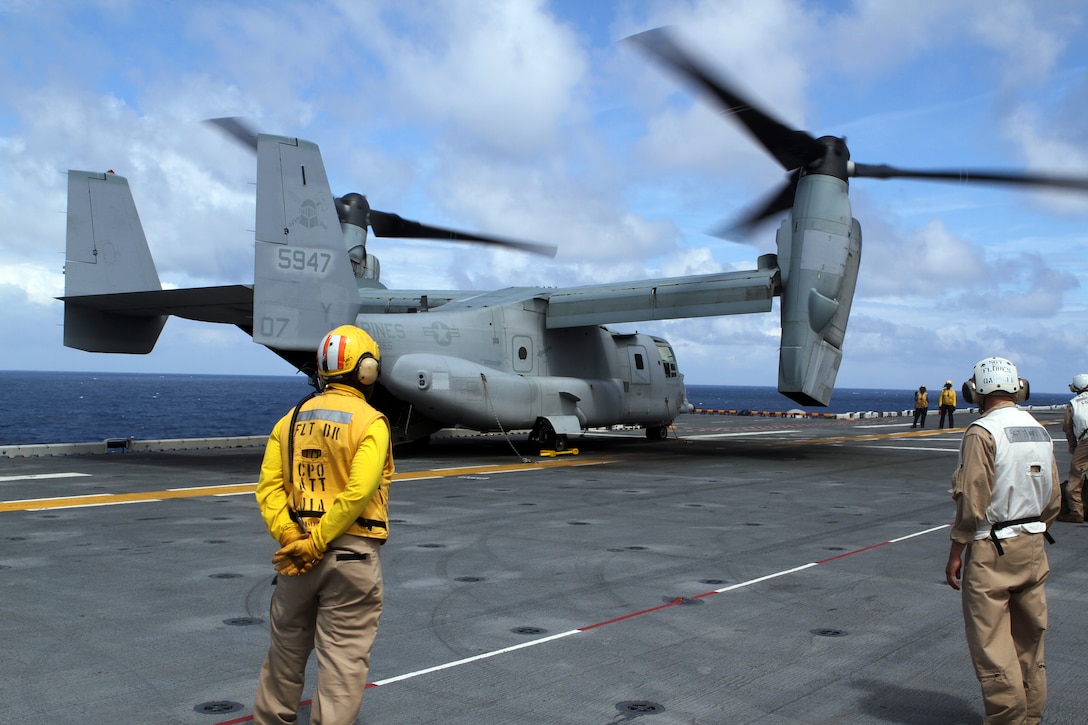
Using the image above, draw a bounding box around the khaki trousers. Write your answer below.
[253,535,383,725]
[962,533,1049,725]
[1065,441,1088,518]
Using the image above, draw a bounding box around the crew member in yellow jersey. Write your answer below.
[938,380,957,429]
[912,385,929,428]
[252,325,394,725]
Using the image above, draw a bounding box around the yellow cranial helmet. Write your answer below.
[317,325,381,384]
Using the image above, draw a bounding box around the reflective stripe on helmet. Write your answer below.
[321,334,348,374]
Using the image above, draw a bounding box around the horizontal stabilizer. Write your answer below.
[58,286,254,326]
[63,171,166,353]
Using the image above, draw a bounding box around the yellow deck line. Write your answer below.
[778,418,1064,447]
[5,418,1063,512]
[0,456,617,513]
[780,428,960,446]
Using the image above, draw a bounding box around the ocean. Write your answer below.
[685,384,1069,415]
[0,371,1072,447]
[0,371,314,447]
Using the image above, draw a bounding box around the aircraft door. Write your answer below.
[512,335,533,374]
[626,344,651,414]
[628,346,651,384]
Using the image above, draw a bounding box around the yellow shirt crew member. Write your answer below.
[257,385,393,551]
[939,380,957,429]
[252,325,394,725]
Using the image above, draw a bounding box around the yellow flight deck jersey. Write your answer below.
[256,384,394,552]
[940,388,957,407]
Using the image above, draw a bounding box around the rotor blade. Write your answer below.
[851,162,1088,192]
[713,172,800,239]
[369,209,558,258]
[626,27,825,172]
[205,117,259,154]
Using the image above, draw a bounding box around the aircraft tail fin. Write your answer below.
[776,217,862,406]
[63,170,166,353]
[252,135,361,353]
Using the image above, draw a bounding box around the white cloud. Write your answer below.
[0,264,61,306]
[337,0,590,156]
[969,0,1068,89]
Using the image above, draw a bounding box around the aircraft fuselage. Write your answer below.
[352,298,689,444]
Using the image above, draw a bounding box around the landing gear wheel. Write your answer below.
[646,425,669,441]
[397,434,432,457]
[554,435,568,451]
[529,419,558,453]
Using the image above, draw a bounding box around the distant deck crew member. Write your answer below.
[912,385,929,429]
[1059,373,1088,523]
[945,356,1059,724]
[253,325,394,725]
[939,380,957,429]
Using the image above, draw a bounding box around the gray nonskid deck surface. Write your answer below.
[2,412,1086,724]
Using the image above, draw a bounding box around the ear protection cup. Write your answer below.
[961,380,976,405]
[1015,379,1030,403]
[357,352,380,386]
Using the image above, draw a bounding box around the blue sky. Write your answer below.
[2,0,1087,394]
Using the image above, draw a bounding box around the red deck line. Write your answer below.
[216,523,951,724]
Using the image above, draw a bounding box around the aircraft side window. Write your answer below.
[518,346,528,361]
[634,353,645,370]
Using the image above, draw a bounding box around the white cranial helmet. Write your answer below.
[973,356,1021,395]
[962,356,1029,404]
[1071,373,1088,394]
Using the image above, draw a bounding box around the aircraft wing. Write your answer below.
[540,268,779,329]
[356,289,480,314]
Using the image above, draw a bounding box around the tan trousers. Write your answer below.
[962,533,1049,724]
[1065,441,1088,518]
[253,535,383,725]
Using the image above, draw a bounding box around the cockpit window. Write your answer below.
[656,342,679,378]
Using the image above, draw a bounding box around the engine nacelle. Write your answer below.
[776,174,862,406]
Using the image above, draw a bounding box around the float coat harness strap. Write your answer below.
[287,390,383,558]
[988,517,1055,556]
[282,390,386,534]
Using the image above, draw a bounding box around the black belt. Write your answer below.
[296,509,387,530]
[329,547,369,561]
[989,517,1055,556]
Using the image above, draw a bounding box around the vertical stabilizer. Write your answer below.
[252,135,361,352]
[63,171,166,353]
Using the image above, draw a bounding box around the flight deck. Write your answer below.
[3,411,1087,724]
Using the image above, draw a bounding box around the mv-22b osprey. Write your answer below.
[60,28,1088,449]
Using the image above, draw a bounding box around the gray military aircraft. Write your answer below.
[60,28,1088,449]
